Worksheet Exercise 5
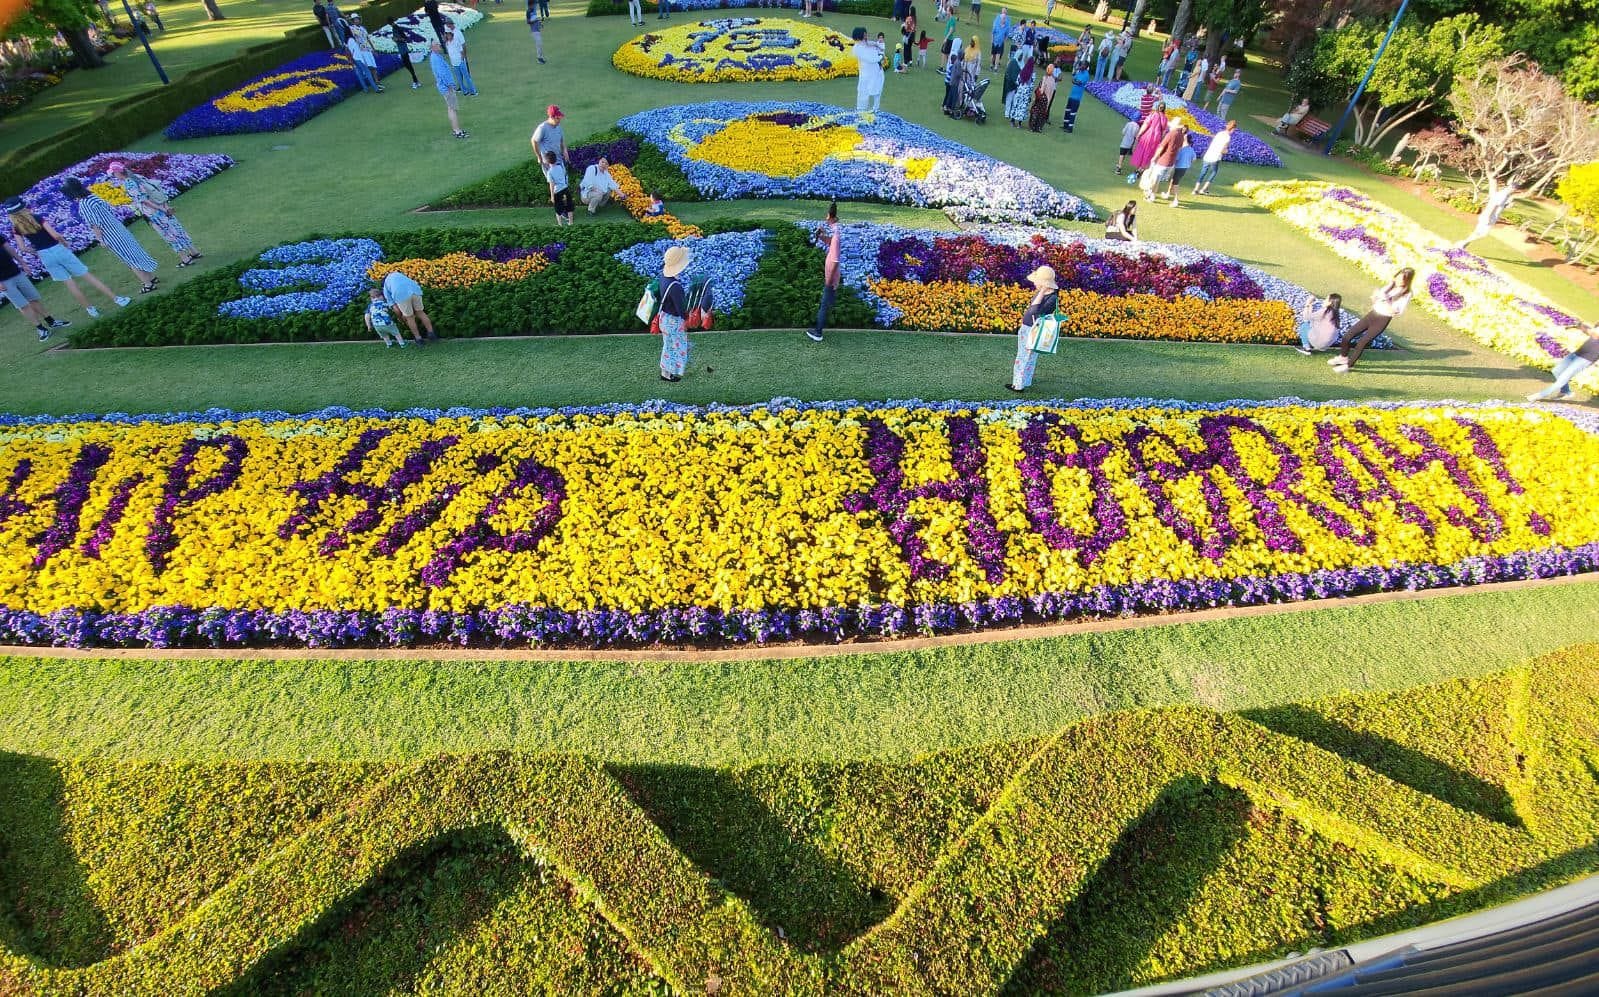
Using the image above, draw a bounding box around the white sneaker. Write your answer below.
[86,306,101,318]
[114,295,130,307]
[1327,356,1345,366]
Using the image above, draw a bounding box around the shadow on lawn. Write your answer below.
[0,752,114,968]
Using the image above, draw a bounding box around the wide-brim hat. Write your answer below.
[663,245,692,277]
[1027,265,1057,290]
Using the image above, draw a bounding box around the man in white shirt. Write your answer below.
[443,24,476,95]
[851,28,885,112]
[1094,30,1113,81]
[579,157,621,214]
[1192,119,1234,195]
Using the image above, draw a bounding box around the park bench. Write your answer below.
[1294,115,1332,144]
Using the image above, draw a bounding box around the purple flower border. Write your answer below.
[1,395,1593,651]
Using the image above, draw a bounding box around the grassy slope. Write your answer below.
[5,650,1599,993]
[0,0,316,149]
[0,1,1592,416]
[3,580,1595,764]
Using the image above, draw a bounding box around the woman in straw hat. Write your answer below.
[1008,264,1059,392]
[657,244,693,381]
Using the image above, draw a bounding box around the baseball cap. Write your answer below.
[547,104,563,119]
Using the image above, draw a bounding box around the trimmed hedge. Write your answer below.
[0,0,425,201]
[68,219,875,348]
[4,647,1599,993]
[434,127,701,208]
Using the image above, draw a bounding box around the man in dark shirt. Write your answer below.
[424,0,449,42]
[313,1,336,48]
[0,245,70,342]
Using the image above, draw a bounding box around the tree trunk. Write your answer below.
[1204,32,1222,62]
[64,28,106,68]
[201,0,226,20]
[1128,0,1148,36]
[1364,100,1431,150]
[1169,0,1192,40]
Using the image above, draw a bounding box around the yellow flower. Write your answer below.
[612,18,858,84]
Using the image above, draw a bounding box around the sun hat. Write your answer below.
[1027,265,1057,290]
[547,104,563,119]
[106,161,127,174]
[663,245,692,278]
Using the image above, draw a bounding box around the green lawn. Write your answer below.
[3,580,1595,764]
[0,0,316,149]
[0,0,1592,417]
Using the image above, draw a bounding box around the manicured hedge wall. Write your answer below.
[0,0,426,200]
[4,649,1598,994]
[68,219,875,348]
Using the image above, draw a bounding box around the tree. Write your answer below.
[4,0,106,68]
[1169,0,1193,41]
[1291,13,1503,150]
[1500,0,1599,102]
[1191,0,1267,60]
[1550,162,1599,262]
[1446,56,1599,245]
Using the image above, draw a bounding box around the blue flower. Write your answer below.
[218,238,383,319]
[612,230,768,309]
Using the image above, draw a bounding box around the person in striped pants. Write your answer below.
[61,177,158,294]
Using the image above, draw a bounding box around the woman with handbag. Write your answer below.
[1008,265,1059,392]
[655,245,693,382]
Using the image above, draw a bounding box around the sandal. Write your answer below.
[139,282,157,294]
[176,258,193,268]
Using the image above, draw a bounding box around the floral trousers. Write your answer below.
[147,211,194,254]
[659,312,688,377]
[1012,324,1039,389]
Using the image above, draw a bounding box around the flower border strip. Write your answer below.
[3,543,1594,649]
[1084,80,1283,168]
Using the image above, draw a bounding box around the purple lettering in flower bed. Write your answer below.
[613,231,767,308]
[0,152,233,272]
[1085,81,1283,168]
[618,101,1098,223]
[164,51,403,140]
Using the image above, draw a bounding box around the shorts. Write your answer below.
[391,294,424,317]
[1170,167,1190,185]
[1118,145,1132,156]
[553,187,574,214]
[439,87,458,110]
[1,274,41,310]
[940,38,952,55]
[990,42,1002,55]
[38,244,88,282]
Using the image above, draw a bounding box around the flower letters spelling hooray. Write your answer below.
[613,18,856,83]
[620,101,1098,223]
[0,399,1594,649]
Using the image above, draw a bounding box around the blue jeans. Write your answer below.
[814,282,836,335]
[537,0,548,14]
[1157,67,1172,89]
[452,61,476,94]
[658,0,669,18]
[1092,58,1106,82]
[1533,354,1594,398]
[351,58,377,92]
[1194,160,1221,189]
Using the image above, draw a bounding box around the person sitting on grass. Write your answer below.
[580,157,621,214]
[645,191,666,216]
[365,287,408,348]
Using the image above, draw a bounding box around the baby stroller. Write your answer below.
[957,73,990,124]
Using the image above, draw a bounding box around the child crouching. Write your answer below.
[366,287,408,347]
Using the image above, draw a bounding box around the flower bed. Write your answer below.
[613,17,856,83]
[434,128,701,209]
[618,101,1097,223]
[368,246,564,289]
[1,152,234,275]
[612,230,768,308]
[1240,181,1598,391]
[0,397,1592,649]
[1085,81,1283,168]
[807,222,1369,344]
[163,50,402,140]
[372,2,483,58]
[609,163,703,238]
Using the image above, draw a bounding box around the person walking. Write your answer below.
[325,0,348,43]
[1182,53,1206,101]
[426,41,468,138]
[1330,269,1413,373]
[1043,0,1055,25]
[3,199,129,318]
[1528,322,1599,401]
[388,19,421,87]
[1093,29,1112,81]
[1293,294,1343,355]
[1028,61,1058,132]
[903,7,918,67]
[580,157,621,214]
[969,0,981,24]
[944,44,966,115]
[1109,30,1130,81]
[1161,132,1195,206]
[526,1,546,64]
[1005,47,1035,127]
[627,0,642,25]
[1176,41,1197,92]
[852,28,884,112]
[655,245,693,380]
[1113,116,1139,172]
[108,161,202,267]
[810,203,841,343]
[1142,124,1184,201]
[144,1,163,30]
[1157,43,1180,90]
[532,105,568,169]
[657,0,671,21]
[313,0,337,48]
[61,178,159,294]
[1061,60,1089,131]
[1007,265,1059,392]
[1127,109,1168,180]
[1214,69,1242,120]
[1192,119,1234,194]
[989,7,1009,71]
[0,241,70,341]
[1200,61,1222,109]
[443,24,476,95]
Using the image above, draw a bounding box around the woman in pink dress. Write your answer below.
[1128,109,1169,176]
